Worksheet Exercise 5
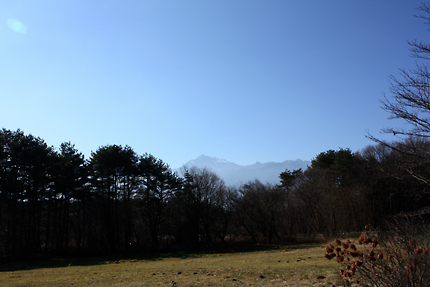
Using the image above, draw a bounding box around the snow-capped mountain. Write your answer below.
[184,155,239,170]
[174,155,310,187]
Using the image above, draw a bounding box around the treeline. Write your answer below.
[0,128,429,258]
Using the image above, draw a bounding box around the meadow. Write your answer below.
[0,243,344,286]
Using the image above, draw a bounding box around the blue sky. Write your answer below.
[1,0,427,168]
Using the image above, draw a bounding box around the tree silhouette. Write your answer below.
[89,145,138,251]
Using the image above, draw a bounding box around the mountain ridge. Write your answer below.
[174,155,310,186]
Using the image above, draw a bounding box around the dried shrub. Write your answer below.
[323,219,430,286]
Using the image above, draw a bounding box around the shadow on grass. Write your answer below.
[0,242,322,272]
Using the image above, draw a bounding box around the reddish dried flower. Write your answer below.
[349,244,356,250]
[369,250,374,257]
[346,272,352,278]
[326,246,333,253]
[410,240,415,246]
[346,257,350,261]
[355,280,360,284]
[388,254,393,259]
[337,256,344,263]
[335,247,341,253]
[335,238,341,246]
[345,239,351,245]
[346,265,351,270]
[372,242,377,248]
[363,237,371,244]
[375,274,380,279]
[325,254,333,260]
[378,253,383,260]
[415,247,423,254]
[342,242,349,249]
[424,248,429,255]
[371,263,375,269]
[356,260,363,267]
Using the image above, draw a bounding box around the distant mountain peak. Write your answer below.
[176,155,310,187]
[196,155,228,163]
[184,155,238,170]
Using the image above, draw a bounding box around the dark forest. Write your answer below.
[1,128,429,259]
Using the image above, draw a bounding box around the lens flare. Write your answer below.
[7,18,27,34]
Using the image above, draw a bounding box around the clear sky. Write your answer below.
[1,0,427,168]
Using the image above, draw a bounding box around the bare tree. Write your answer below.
[368,2,430,187]
[173,167,227,248]
[378,3,430,140]
[235,180,287,243]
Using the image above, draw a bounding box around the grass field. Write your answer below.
[0,244,344,286]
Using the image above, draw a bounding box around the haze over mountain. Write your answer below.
[175,155,310,186]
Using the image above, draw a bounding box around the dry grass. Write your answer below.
[0,245,341,286]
